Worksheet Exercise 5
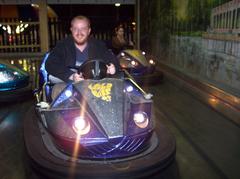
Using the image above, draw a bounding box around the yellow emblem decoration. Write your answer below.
[88,83,112,102]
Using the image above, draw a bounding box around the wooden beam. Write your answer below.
[37,0,49,53]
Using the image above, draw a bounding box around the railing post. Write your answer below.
[135,0,140,49]
[37,0,49,53]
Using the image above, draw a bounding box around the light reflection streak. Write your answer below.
[68,94,87,179]
[208,96,219,107]
[68,129,81,179]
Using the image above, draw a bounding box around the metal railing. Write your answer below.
[0,19,40,53]
[0,18,134,54]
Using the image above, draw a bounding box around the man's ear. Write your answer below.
[88,28,91,35]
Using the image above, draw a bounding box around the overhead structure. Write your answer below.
[0,0,135,5]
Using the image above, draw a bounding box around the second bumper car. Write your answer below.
[117,49,163,85]
[0,60,31,102]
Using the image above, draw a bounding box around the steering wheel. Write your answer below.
[77,59,107,80]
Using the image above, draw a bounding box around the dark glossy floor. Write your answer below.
[0,59,240,179]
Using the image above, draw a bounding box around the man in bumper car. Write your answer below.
[45,15,119,83]
[24,16,175,179]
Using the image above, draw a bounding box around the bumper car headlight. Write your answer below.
[131,60,138,67]
[120,52,125,57]
[125,85,133,92]
[149,59,155,65]
[64,90,72,97]
[133,112,149,128]
[72,116,91,135]
[0,70,16,83]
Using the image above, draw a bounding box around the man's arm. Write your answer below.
[101,41,120,73]
[45,42,74,82]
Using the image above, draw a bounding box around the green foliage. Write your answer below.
[140,0,233,46]
[174,31,204,36]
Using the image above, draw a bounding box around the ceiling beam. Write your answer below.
[0,0,135,5]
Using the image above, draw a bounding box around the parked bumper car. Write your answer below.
[117,50,163,85]
[0,60,31,102]
[23,58,175,178]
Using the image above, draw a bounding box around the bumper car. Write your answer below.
[0,60,31,102]
[23,57,175,179]
[117,50,163,85]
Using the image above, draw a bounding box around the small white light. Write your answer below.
[134,113,145,123]
[115,3,121,7]
[16,26,20,34]
[73,116,91,135]
[13,71,19,75]
[133,112,149,128]
[142,51,146,55]
[149,59,155,65]
[120,52,125,57]
[65,90,72,97]
[31,4,39,8]
[74,117,86,131]
[126,85,133,92]
[131,60,137,66]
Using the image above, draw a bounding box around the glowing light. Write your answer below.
[31,4,39,8]
[133,112,149,128]
[210,98,217,103]
[0,71,14,83]
[208,97,219,107]
[7,25,11,34]
[115,3,121,7]
[72,116,90,135]
[131,60,137,66]
[142,51,146,55]
[13,71,19,75]
[126,85,133,92]
[120,52,125,57]
[132,22,136,26]
[65,90,72,97]
[16,26,20,34]
[149,59,155,65]
[23,60,27,71]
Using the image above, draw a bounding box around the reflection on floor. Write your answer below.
[0,59,240,179]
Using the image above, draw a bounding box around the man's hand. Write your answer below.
[69,72,84,82]
[106,63,116,75]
